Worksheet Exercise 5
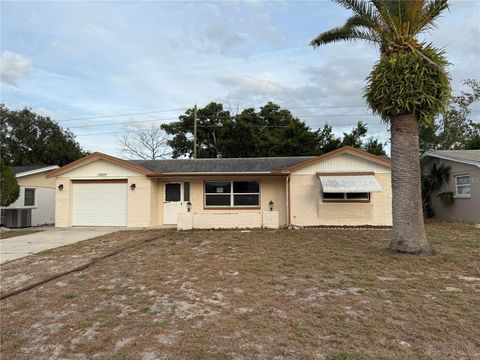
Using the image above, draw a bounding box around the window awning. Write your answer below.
[318,175,382,193]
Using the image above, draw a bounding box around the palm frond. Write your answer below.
[334,0,376,18]
[311,26,380,47]
[344,13,377,29]
[415,0,449,32]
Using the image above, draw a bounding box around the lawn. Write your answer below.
[0,229,43,239]
[0,222,479,359]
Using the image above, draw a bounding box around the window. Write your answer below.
[24,188,35,206]
[455,175,471,198]
[165,183,181,202]
[323,192,370,201]
[204,181,260,207]
[184,182,190,201]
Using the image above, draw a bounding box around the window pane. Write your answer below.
[234,194,259,206]
[457,185,471,195]
[205,182,231,194]
[165,183,181,202]
[346,193,370,200]
[323,192,344,200]
[233,181,259,193]
[205,195,231,206]
[184,182,190,201]
[456,176,470,185]
[24,189,35,206]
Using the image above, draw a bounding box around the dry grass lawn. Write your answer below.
[0,229,43,239]
[0,222,479,360]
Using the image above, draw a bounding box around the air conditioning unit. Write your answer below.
[0,209,32,228]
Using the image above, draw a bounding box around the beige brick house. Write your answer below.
[47,146,392,229]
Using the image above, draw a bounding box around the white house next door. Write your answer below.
[163,182,186,224]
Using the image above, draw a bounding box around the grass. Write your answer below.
[0,222,479,359]
[0,229,43,239]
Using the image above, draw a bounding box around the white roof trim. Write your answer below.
[16,165,60,178]
[423,152,480,168]
[319,175,382,193]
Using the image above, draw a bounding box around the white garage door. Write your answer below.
[72,181,127,226]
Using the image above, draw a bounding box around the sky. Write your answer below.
[1,0,480,157]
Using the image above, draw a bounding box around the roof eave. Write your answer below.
[423,153,480,169]
[146,171,289,177]
[16,165,60,178]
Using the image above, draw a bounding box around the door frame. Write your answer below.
[163,182,184,224]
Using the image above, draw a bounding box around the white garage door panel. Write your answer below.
[72,182,127,226]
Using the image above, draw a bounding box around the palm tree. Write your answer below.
[311,0,451,254]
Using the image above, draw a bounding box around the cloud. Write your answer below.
[0,51,32,86]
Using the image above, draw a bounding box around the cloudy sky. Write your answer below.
[1,0,479,156]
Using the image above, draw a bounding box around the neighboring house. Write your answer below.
[423,150,480,224]
[46,146,392,229]
[0,165,59,228]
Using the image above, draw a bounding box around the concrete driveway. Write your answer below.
[0,227,119,264]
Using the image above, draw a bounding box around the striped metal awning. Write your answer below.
[319,175,382,193]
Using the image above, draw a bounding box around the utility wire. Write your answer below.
[75,122,385,137]
[66,113,378,129]
[56,105,369,123]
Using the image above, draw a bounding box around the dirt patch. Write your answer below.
[1,222,479,359]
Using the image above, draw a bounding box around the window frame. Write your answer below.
[204,180,261,209]
[322,192,371,203]
[454,174,471,198]
[24,188,36,207]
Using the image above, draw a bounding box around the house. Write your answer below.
[0,165,59,228]
[46,146,392,229]
[423,150,480,224]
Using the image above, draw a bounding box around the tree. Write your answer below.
[312,0,451,254]
[0,105,87,166]
[420,79,480,151]
[421,162,451,217]
[0,158,20,207]
[118,126,171,159]
[161,103,230,158]
[162,102,386,158]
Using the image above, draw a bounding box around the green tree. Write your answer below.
[0,105,87,166]
[312,0,451,254]
[161,103,230,158]
[420,79,480,151]
[163,102,386,158]
[0,158,20,207]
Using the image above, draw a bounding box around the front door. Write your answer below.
[163,182,184,224]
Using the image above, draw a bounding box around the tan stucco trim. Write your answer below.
[316,171,375,176]
[47,152,152,178]
[283,146,391,173]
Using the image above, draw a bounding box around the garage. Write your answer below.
[72,180,128,226]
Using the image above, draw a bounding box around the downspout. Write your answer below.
[286,175,291,227]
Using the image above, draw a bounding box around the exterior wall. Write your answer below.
[155,175,288,226]
[17,172,56,188]
[177,211,279,230]
[290,155,392,226]
[54,159,153,227]
[0,171,57,227]
[428,158,480,223]
[0,187,55,226]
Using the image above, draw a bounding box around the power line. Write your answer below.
[56,105,369,123]
[75,122,385,137]
[66,113,378,130]
[57,108,188,123]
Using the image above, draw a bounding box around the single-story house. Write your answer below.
[0,165,59,228]
[46,146,392,229]
[423,150,480,223]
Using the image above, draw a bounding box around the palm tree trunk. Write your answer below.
[389,113,431,254]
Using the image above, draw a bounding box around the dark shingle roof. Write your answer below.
[11,165,54,174]
[128,157,314,173]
